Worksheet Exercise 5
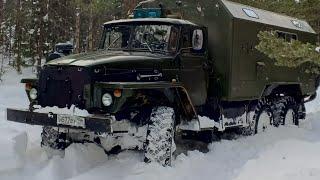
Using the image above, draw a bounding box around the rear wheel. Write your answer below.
[273,96,299,126]
[144,106,175,166]
[254,99,273,134]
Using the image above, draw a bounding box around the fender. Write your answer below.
[261,83,303,98]
[93,81,199,125]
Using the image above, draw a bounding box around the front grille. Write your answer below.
[38,66,90,108]
[44,79,72,107]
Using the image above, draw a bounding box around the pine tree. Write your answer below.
[32,0,49,74]
[256,31,320,74]
[13,0,23,73]
[0,0,3,46]
[75,4,81,53]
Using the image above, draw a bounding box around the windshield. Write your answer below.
[102,24,179,53]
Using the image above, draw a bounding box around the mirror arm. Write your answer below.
[176,47,193,55]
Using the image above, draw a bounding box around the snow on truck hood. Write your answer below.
[46,51,169,67]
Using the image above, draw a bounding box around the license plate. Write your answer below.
[57,115,85,128]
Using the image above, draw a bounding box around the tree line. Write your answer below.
[0,0,138,74]
[0,0,319,74]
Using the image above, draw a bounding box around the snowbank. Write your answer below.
[34,144,108,180]
[234,139,320,180]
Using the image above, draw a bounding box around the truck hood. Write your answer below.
[46,50,173,67]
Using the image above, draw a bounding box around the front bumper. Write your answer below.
[7,108,111,133]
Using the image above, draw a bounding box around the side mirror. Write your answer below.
[192,29,204,51]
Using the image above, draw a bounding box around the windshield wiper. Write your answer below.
[106,36,121,50]
[141,42,154,53]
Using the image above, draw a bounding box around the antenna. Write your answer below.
[176,1,183,19]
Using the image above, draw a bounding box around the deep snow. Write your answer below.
[0,67,320,180]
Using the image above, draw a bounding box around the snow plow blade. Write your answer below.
[6,108,111,133]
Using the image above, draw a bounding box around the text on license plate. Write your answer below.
[57,115,86,128]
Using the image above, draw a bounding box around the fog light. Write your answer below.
[29,88,38,100]
[102,93,113,106]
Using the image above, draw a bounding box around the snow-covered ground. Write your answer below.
[1,67,320,180]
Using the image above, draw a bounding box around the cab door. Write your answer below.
[179,27,208,106]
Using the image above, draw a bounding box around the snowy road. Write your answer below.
[1,68,320,180]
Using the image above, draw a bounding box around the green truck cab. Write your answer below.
[7,0,319,166]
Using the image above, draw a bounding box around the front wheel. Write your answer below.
[41,126,71,151]
[144,106,175,166]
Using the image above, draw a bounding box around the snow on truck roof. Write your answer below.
[221,0,316,34]
[104,18,197,26]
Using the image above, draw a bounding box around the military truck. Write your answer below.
[7,0,319,166]
[47,43,74,62]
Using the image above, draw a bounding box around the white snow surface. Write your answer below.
[35,105,90,117]
[1,67,320,180]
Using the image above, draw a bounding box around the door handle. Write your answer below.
[202,62,209,70]
[256,61,266,67]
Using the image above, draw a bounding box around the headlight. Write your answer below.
[29,88,38,100]
[102,93,113,106]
